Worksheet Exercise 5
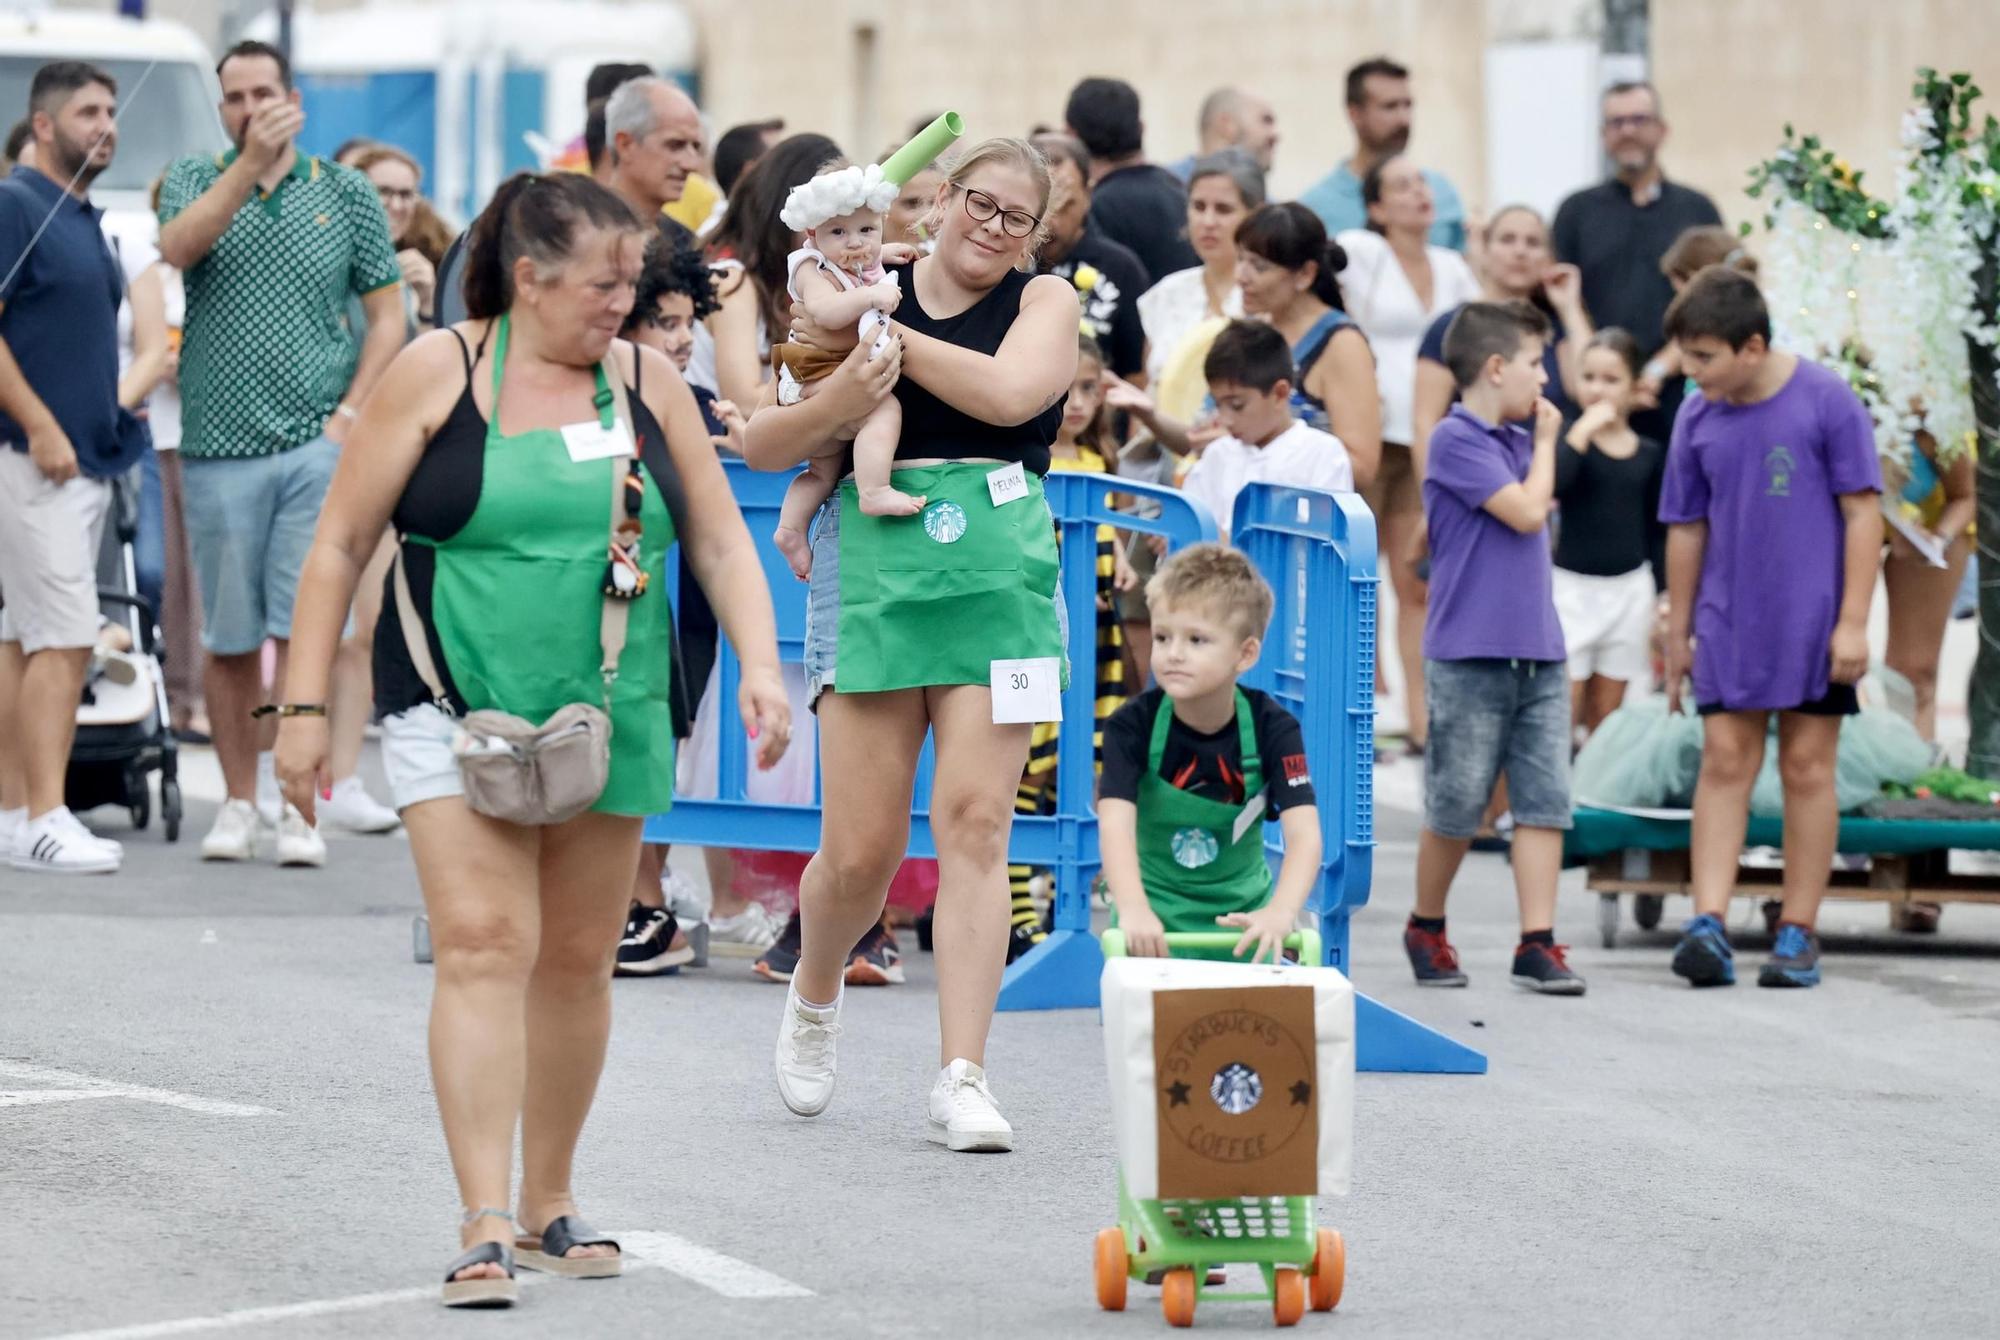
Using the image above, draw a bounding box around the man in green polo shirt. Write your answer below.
[159,39,405,868]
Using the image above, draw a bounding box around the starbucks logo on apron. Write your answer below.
[922,500,968,544]
[1171,826,1219,869]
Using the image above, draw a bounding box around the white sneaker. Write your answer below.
[317,776,401,834]
[255,752,283,828]
[54,807,123,857]
[710,901,785,957]
[0,806,26,853]
[774,985,841,1117]
[927,1059,1014,1152]
[10,808,120,874]
[201,799,261,862]
[275,804,328,868]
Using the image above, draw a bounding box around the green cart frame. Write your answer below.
[1094,929,1347,1327]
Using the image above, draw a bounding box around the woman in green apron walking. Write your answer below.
[274,173,790,1308]
[744,138,1082,1152]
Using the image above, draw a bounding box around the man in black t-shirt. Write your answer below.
[1063,77,1198,288]
[1551,81,1721,439]
[1030,133,1149,382]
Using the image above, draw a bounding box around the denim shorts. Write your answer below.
[181,434,339,655]
[1423,657,1573,836]
[802,495,1068,710]
[379,703,464,812]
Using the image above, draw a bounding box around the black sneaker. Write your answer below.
[1404,918,1469,987]
[615,901,693,977]
[753,909,803,983]
[845,921,906,986]
[1510,940,1587,995]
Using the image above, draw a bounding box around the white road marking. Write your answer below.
[37,1231,810,1338]
[38,1285,446,1339]
[0,1061,277,1116]
[0,1090,114,1107]
[615,1229,815,1298]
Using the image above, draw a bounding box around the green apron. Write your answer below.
[408,314,676,816]
[1132,690,1274,931]
[834,461,1066,694]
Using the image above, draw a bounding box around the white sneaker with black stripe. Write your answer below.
[10,807,120,875]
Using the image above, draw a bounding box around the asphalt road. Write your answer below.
[4,747,1998,1339]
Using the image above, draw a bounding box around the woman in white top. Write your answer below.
[1336,154,1480,753]
[1135,150,1256,391]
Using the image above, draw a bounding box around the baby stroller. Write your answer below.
[65,468,182,842]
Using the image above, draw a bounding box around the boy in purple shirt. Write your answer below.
[1660,268,1881,990]
[1408,301,1584,996]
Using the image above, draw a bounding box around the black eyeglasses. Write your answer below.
[1602,114,1658,132]
[957,186,1038,238]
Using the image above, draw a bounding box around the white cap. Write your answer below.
[780,164,899,233]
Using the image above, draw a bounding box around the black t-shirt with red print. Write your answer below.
[1100,687,1316,813]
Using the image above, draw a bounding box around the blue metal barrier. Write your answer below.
[644,461,1216,1014]
[1230,484,1486,1075]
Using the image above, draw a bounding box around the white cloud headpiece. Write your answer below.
[781,164,899,233]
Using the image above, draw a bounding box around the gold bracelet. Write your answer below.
[250,703,328,719]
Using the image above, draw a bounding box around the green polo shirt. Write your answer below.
[159,150,401,460]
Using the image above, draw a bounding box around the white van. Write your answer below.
[0,8,225,234]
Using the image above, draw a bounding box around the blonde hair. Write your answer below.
[1146,542,1274,642]
[1661,224,1758,284]
[923,136,1053,271]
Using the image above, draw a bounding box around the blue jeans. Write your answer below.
[132,448,165,622]
[1423,657,1574,836]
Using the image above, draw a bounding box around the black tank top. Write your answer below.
[373,326,691,731]
[888,261,1062,476]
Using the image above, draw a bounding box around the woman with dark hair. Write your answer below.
[1234,201,1382,489]
[1135,150,1259,395]
[273,171,788,1309]
[693,132,843,405]
[1336,155,1479,753]
[745,137,1080,1151]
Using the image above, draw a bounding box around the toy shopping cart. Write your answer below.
[1094,929,1347,1328]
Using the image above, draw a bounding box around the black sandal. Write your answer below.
[515,1215,622,1279]
[442,1240,518,1309]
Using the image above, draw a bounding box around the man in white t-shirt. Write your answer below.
[1182,319,1354,540]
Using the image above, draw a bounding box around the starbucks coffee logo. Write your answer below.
[1171,826,1219,869]
[1210,1062,1262,1114]
[1158,1005,1313,1166]
[922,500,967,544]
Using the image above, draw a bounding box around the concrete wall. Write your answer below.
[685,0,1594,206]
[1652,0,2000,228]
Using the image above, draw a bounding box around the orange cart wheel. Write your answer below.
[1272,1267,1305,1326]
[1094,1228,1128,1311]
[1161,1268,1197,1327]
[1309,1228,1345,1311]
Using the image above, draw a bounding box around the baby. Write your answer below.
[771,163,922,578]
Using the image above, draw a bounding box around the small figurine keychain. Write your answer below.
[604,460,650,599]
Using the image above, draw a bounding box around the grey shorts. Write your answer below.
[181,434,339,656]
[1423,657,1573,836]
[0,449,112,653]
[802,495,1068,710]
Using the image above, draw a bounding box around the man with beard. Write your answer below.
[1552,81,1721,438]
[1299,57,1465,252]
[158,40,404,869]
[0,63,139,873]
[1031,133,1149,382]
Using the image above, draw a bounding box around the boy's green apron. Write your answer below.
[405,314,676,815]
[834,461,1066,694]
[1133,690,1274,930]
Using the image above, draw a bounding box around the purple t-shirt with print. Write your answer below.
[1658,358,1881,710]
[1421,405,1566,663]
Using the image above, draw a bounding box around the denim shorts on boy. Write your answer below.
[1423,657,1573,837]
[1552,565,1655,683]
[803,491,1069,710]
[181,433,340,655]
